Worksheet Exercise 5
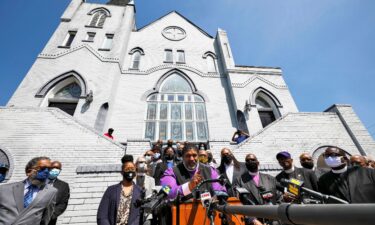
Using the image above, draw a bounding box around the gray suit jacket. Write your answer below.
[0,181,57,225]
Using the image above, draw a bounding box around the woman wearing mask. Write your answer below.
[97,160,141,225]
[154,146,177,185]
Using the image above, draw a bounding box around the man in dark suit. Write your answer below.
[97,157,141,225]
[217,148,246,197]
[318,147,375,203]
[47,161,70,225]
[0,156,57,225]
[275,151,318,191]
[236,153,280,225]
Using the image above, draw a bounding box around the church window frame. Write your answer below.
[164,49,173,63]
[83,32,96,42]
[203,52,218,73]
[42,76,83,116]
[99,34,114,51]
[254,91,281,128]
[128,47,145,70]
[176,50,185,64]
[60,31,77,48]
[144,73,209,142]
[87,8,111,28]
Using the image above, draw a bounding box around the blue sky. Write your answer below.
[0,0,374,138]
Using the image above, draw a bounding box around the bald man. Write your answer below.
[299,153,314,170]
[350,155,367,168]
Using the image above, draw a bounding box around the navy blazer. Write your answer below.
[97,182,141,225]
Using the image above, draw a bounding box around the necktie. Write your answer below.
[24,185,35,208]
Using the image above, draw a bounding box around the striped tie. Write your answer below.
[24,185,35,208]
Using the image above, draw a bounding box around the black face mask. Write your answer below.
[123,171,136,181]
[246,161,258,172]
[222,155,232,164]
[165,154,174,160]
[301,161,314,169]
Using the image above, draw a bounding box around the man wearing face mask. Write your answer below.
[318,147,375,203]
[175,142,184,163]
[47,161,70,225]
[135,157,155,197]
[150,146,163,176]
[97,157,141,225]
[299,153,314,170]
[160,144,226,200]
[0,156,57,225]
[0,163,9,183]
[217,148,246,197]
[154,147,177,185]
[236,154,280,225]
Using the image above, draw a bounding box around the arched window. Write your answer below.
[47,79,82,116]
[89,10,108,27]
[94,103,109,132]
[145,74,208,141]
[131,51,141,69]
[0,148,11,183]
[255,92,280,128]
[207,55,217,72]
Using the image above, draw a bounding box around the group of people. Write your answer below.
[97,140,375,225]
[0,157,70,225]
[1,141,375,225]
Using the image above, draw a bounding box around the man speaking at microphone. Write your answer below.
[160,144,226,200]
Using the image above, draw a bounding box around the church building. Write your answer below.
[0,0,374,223]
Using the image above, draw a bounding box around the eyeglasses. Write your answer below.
[34,166,51,171]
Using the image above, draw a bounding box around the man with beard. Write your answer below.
[217,148,246,197]
[236,153,280,225]
[160,144,225,200]
[275,151,318,192]
[0,156,57,225]
[318,147,375,203]
[97,158,141,225]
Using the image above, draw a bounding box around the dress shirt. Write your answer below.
[225,162,234,183]
[24,179,41,201]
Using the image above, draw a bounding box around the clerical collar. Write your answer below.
[332,166,347,174]
[249,171,259,176]
[284,166,295,174]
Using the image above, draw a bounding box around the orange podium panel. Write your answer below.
[172,197,245,225]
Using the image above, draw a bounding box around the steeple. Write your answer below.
[107,0,131,6]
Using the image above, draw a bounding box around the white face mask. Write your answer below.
[145,156,152,163]
[325,156,344,168]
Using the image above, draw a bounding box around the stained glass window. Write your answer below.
[55,83,81,99]
[161,74,191,93]
[145,74,209,141]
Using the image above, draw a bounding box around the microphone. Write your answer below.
[200,191,212,208]
[142,185,171,213]
[234,186,256,205]
[280,178,348,204]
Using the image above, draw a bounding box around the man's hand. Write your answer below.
[188,171,203,191]
[283,192,297,202]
